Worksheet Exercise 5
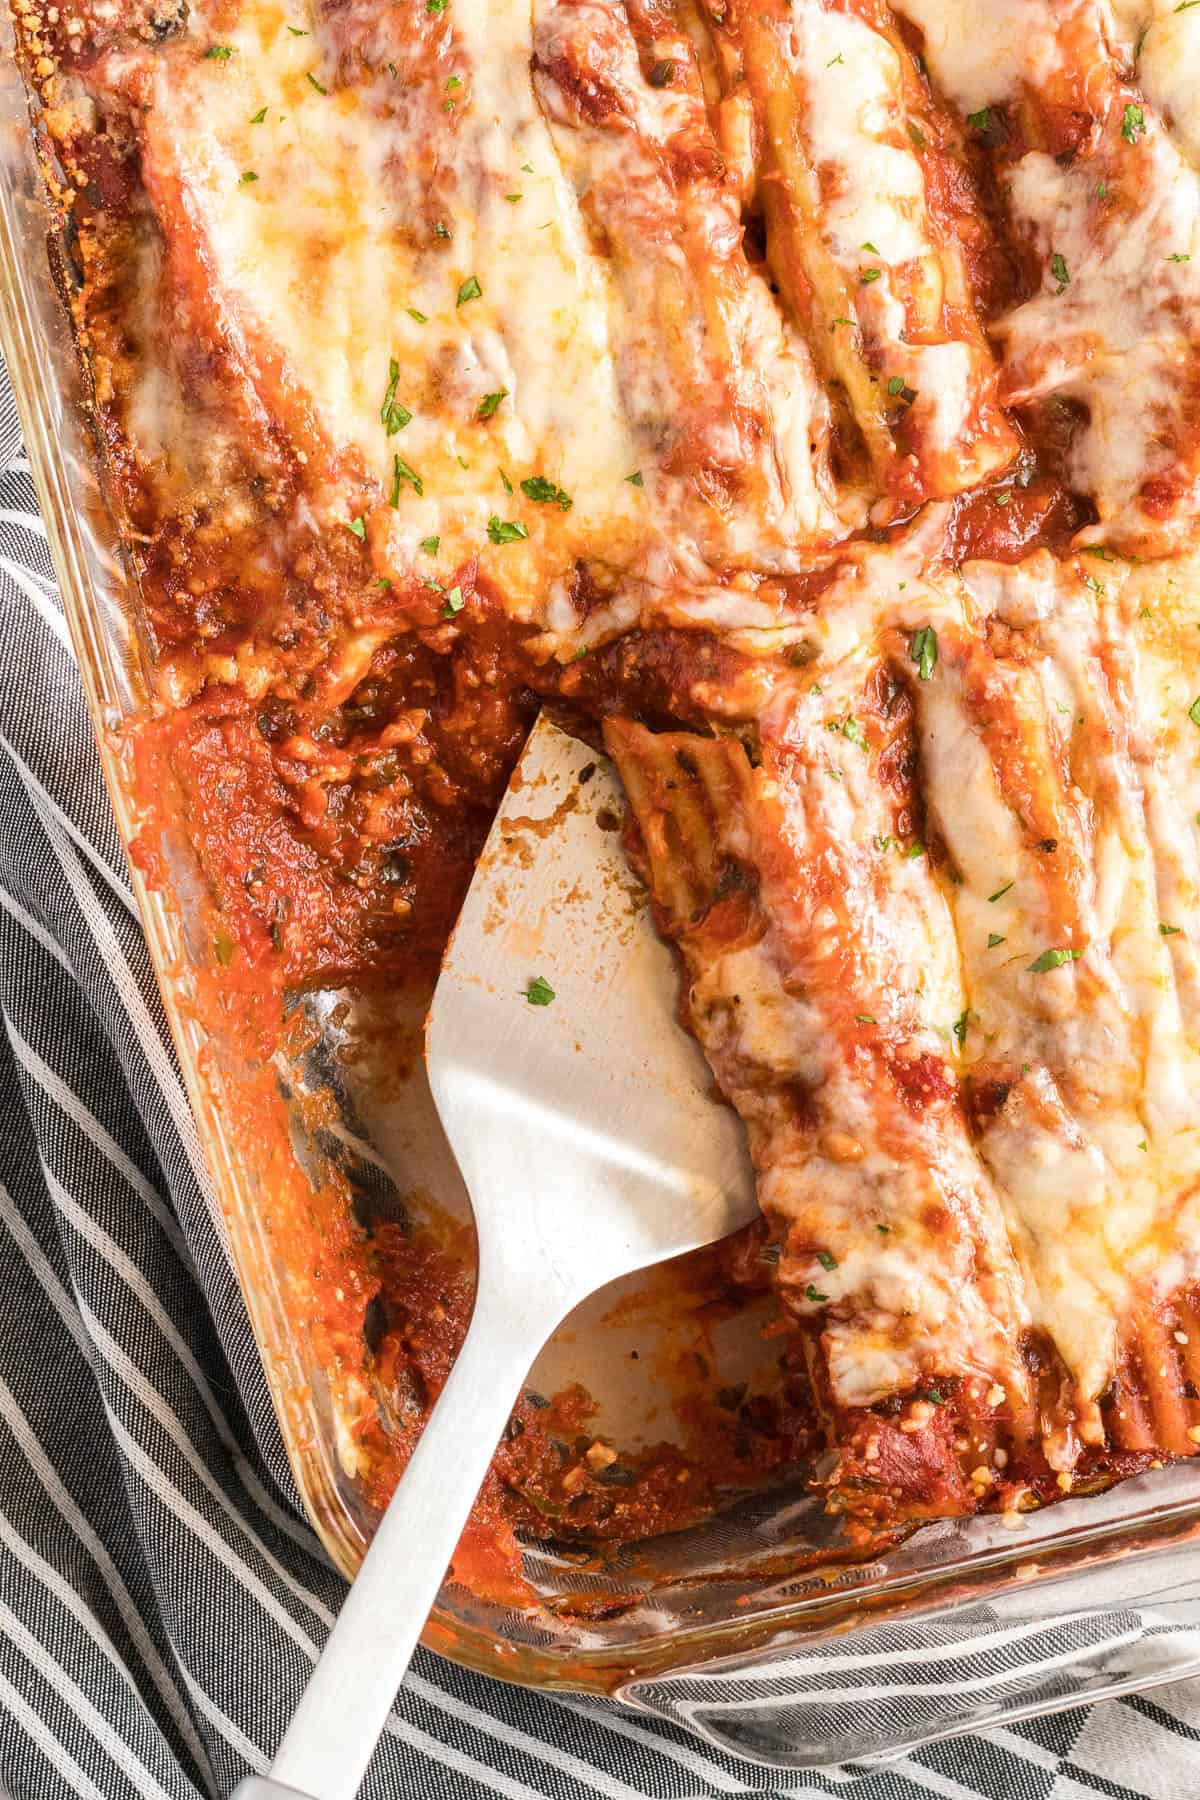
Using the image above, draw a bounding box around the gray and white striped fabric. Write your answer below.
[1,355,1198,1800]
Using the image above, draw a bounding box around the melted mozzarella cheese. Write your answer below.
[136,1,646,608]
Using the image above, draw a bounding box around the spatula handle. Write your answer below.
[233,1293,544,1800]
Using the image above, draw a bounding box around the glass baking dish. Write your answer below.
[5,25,1200,1770]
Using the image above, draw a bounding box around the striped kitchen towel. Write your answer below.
[1,357,1200,1800]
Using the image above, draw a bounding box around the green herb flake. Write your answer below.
[504,193,522,203]
[887,374,906,396]
[626,470,644,487]
[389,455,424,503]
[420,536,440,555]
[876,1223,891,1234]
[250,106,268,123]
[433,221,451,240]
[427,0,448,11]
[1189,695,1200,727]
[1082,545,1116,560]
[380,359,412,435]
[1160,922,1183,936]
[988,881,1013,903]
[285,24,309,34]
[305,71,327,93]
[1138,1139,1149,1151]
[441,586,465,617]
[478,389,508,420]
[1028,946,1082,973]
[1050,251,1070,290]
[967,107,992,130]
[1096,179,1109,197]
[826,51,844,66]
[911,624,938,681]
[1169,252,1192,263]
[952,1008,970,1047]
[987,932,1006,948]
[860,267,882,284]
[405,307,428,324]
[345,516,366,540]
[873,834,893,852]
[239,170,259,184]
[525,975,555,1006]
[862,241,881,254]
[487,514,529,544]
[905,841,925,859]
[521,474,572,510]
[1121,101,1145,144]
[854,1014,877,1025]
[995,489,1013,507]
[204,45,235,59]
[804,1284,828,1304]
[841,716,867,749]
[456,274,482,306]
[816,1250,838,1271]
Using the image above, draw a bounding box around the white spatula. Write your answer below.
[234,713,756,1800]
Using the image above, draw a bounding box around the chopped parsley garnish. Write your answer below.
[841,716,867,749]
[239,171,258,184]
[648,58,676,86]
[1028,946,1082,973]
[888,374,906,396]
[1121,102,1145,144]
[525,975,555,1006]
[389,455,423,503]
[855,1014,877,1025]
[521,474,572,510]
[862,241,880,254]
[810,682,823,696]
[1050,252,1070,291]
[987,933,1006,948]
[345,516,366,540]
[504,193,522,203]
[428,0,449,11]
[204,45,234,59]
[456,274,482,306]
[876,1223,891,1234]
[305,71,327,93]
[826,51,844,66]
[406,307,427,324]
[433,222,451,240]
[1096,179,1108,198]
[988,880,1013,903]
[952,1008,970,1047]
[816,1250,838,1270]
[387,61,398,76]
[285,24,309,33]
[446,75,462,92]
[805,1284,828,1304]
[873,834,893,852]
[1177,2,1200,11]
[441,586,465,617]
[967,107,992,130]
[1189,695,1200,727]
[1169,252,1192,263]
[250,106,268,123]
[478,389,508,419]
[521,162,533,173]
[1082,545,1115,560]
[1083,572,1104,595]
[487,514,529,544]
[380,359,412,435]
[910,624,937,682]
[905,841,925,859]
[860,267,882,284]
[995,489,1013,507]
[420,536,440,554]
[1160,922,1183,936]
[626,470,644,487]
